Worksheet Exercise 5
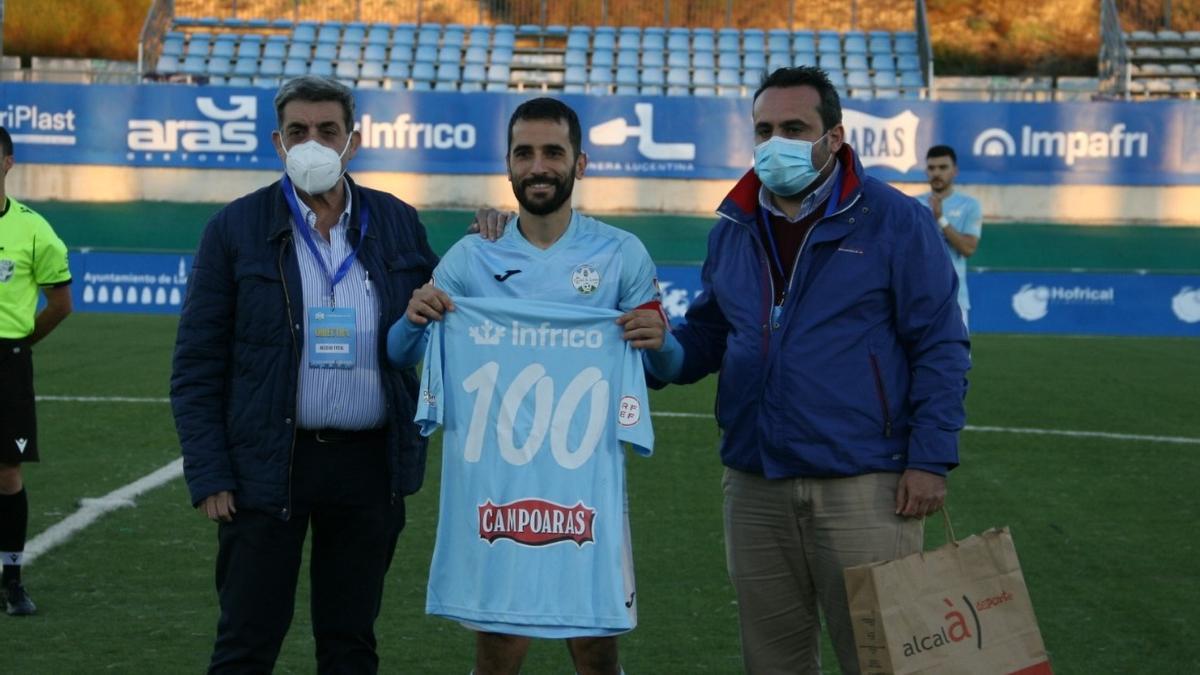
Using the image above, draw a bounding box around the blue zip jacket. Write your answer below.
[171,176,438,518]
[664,145,970,478]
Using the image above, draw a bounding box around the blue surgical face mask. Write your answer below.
[753,133,832,197]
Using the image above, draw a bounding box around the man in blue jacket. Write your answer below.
[170,75,437,673]
[646,66,971,674]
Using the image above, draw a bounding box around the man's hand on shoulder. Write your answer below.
[616,308,665,351]
[895,469,946,518]
[406,282,455,324]
[199,490,237,522]
[468,207,514,241]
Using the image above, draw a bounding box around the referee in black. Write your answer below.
[0,126,73,616]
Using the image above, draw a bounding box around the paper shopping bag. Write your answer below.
[844,513,1052,674]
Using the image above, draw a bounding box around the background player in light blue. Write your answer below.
[916,144,983,329]
[388,98,666,675]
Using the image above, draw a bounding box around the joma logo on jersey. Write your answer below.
[127,95,258,153]
[478,498,596,546]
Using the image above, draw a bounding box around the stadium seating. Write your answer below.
[1122,29,1200,98]
[146,19,930,98]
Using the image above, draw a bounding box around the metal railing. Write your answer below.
[171,0,916,30]
[1099,0,1130,99]
[139,0,176,74]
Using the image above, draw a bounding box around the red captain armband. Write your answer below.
[636,299,670,328]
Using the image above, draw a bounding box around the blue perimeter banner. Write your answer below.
[66,250,1200,337]
[655,266,1200,337]
[3,82,1199,185]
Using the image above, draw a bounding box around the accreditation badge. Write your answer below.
[308,306,357,369]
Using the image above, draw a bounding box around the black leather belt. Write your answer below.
[296,428,386,444]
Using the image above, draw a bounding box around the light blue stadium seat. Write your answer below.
[517,23,542,37]
[667,51,689,68]
[767,34,789,53]
[617,50,639,68]
[847,70,871,89]
[389,45,412,63]
[744,52,766,71]
[309,59,333,77]
[615,84,638,95]
[414,46,437,63]
[593,33,615,51]
[227,76,252,87]
[873,70,898,88]
[874,88,899,99]
[844,36,867,54]
[412,62,435,84]
[897,54,921,71]
[826,69,846,87]
[156,55,180,72]
[460,70,485,92]
[694,86,717,97]
[718,52,741,70]
[258,58,283,77]
[641,68,665,88]
[487,64,510,84]
[434,81,458,92]
[740,69,759,86]
[615,66,638,87]
[794,51,817,67]
[894,35,918,54]
[491,47,514,63]
[442,30,465,47]
[693,68,716,87]
[292,24,316,43]
[564,84,586,94]
[186,37,211,57]
[181,55,207,75]
[385,62,410,79]
[493,32,516,49]
[850,88,874,100]
[343,26,366,44]
[716,69,739,87]
[793,34,816,53]
[231,58,256,76]
[693,52,715,69]
[717,34,739,52]
[591,49,614,69]
[466,27,491,48]
[314,43,337,60]
[564,65,586,85]
[362,44,386,62]
[411,80,432,91]
[899,70,924,87]
[693,34,715,52]
[335,60,359,79]
[667,68,690,86]
[162,36,185,57]
[567,33,589,50]
[338,44,361,61]
[436,63,460,81]
[283,59,307,77]
[236,38,262,60]
[618,33,641,51]
[286,42,311,60]
[568,25,591,37]
[817,37,841,54]
[438,46,460,63]
[642,51,665,70]
[818,54,841,70]
[767,53,791,72]
[393,29,415,48]
[465,46,489,64]
[562,49,585,67]
[367,25,391,46]
[589,66,613,89]
[357,79,380,90]
[667,34,689,51]
[643,33,664,51]
[485,82,507,92]
[253,76,279,88]
[743,34,765,54]
[868,36,892,54]
[316,25,340,44]
[844,54,868,71]
[870,55,894,72]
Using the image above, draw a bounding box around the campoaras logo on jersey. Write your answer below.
[478,498,597,547]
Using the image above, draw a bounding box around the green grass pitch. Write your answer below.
[7,314,1199,673]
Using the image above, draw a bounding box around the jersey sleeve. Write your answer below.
[616,236,662,313]
[414,319,445,437]
[616,340,654,457]
[961,198,983,239]
[33,219,71,286]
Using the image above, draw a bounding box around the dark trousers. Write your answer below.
[209,432,406,675]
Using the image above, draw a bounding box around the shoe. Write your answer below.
[4,581,36,616]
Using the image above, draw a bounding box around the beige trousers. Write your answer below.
[722,468,923,675]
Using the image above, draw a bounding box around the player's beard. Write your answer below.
[514,172,575,216]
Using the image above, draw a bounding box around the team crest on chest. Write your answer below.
[0,259,14,283]
[571,263,601,295]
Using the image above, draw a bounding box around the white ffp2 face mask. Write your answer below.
[283,135,351,195]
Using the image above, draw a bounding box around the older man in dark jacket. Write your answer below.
[171,75,437,674]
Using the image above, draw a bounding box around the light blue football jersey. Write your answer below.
[417,296,654,637]
[916,191,983,310]
[432,211,661,311]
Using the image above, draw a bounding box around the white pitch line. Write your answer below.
[37,395,170,404]
[24,458,184,566]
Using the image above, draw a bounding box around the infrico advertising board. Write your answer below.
[2,82,1197,184]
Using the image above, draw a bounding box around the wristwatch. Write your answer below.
[938,216,950,230]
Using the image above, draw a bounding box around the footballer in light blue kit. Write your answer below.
[916,144,983,329]
[387,97,668,675]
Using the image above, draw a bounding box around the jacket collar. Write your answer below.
[269,173,371,242]
[717,143,865,226]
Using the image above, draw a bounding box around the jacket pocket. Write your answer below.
[868,353,893,438]
[233,259,288,345]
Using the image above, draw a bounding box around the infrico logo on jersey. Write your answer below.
[127,95,258,162]
[468,319,604,349]
[1012,283,1115,321]
[478,498,596,547]
[588,103,696,174]
[358,113,477,149]
[973,123,1148,166]
[842,109,920,173]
